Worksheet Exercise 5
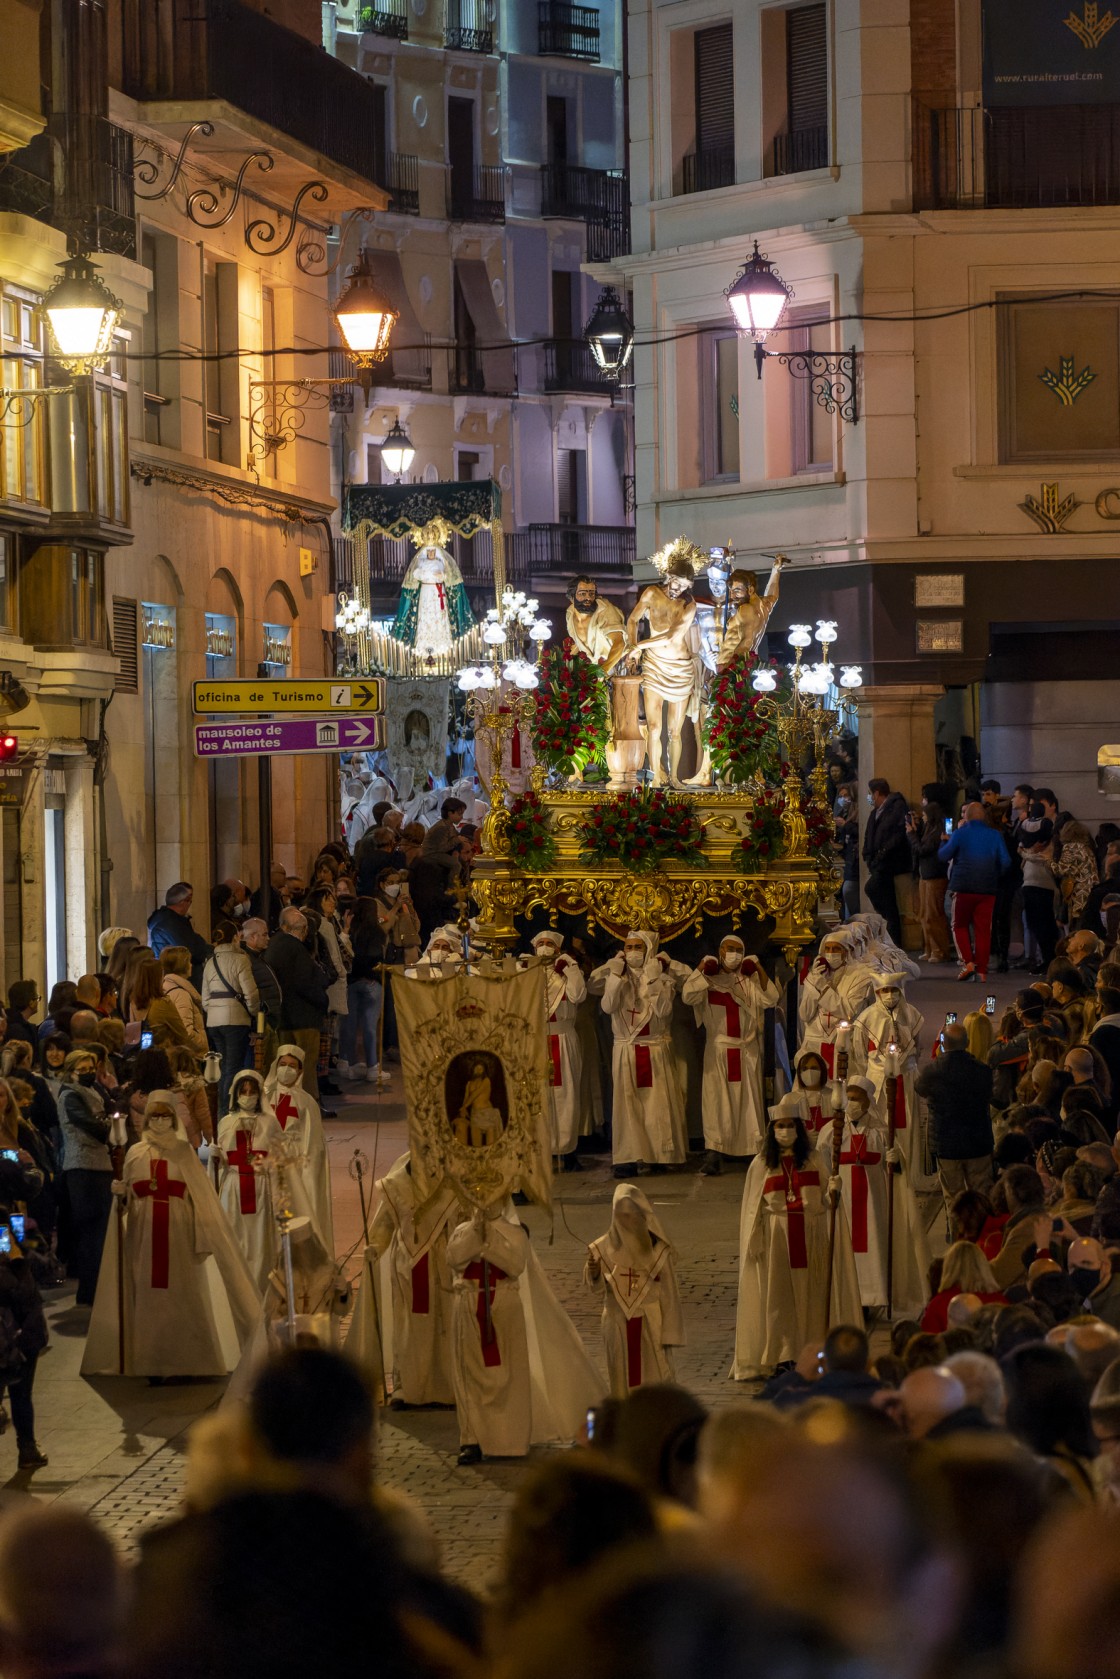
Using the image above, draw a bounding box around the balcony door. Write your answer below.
[448,96,476,216]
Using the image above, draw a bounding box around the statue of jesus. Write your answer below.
[626,548,702,786]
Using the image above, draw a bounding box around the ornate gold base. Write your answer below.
[472,787,836,954]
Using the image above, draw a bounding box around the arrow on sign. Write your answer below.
[353,683,379,709]
[342,720,376,747]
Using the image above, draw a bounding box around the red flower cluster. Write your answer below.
[706,654,787,786]
[580,786,705,875]
[739,789,786,868]
[504,790,557,872]
[530,644,611,777]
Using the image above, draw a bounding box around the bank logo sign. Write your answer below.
[984,0,1120,103]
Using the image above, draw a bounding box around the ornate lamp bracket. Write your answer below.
[755,342,860,423]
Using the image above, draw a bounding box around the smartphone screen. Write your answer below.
[986,995,997,1016]
[944,817,953,835]
[140,1029,153,1050]
[586,1406,598,1443]
[0,1226,10,1254]
[0,1148,18,1163]
[938,1031,946,1051]
[945,1011,957,1026]
[8,1214,23,1242]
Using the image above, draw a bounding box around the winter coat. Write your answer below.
[146,906,213,989]
[263,931,329,1032]
[938,820,1010,896]
[862,791,911,876]
[160,974,208,1058]
[915,1048,994,1160]
[201,946,261,1030]
[57,1080,112,1173]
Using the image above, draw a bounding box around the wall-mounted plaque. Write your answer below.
[914,574,965,608]
[916,619,964,654]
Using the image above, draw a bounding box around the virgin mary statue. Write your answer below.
[390,520,474,657]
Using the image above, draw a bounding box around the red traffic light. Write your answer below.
[0,736,18,762]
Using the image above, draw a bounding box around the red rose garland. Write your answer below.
[504,789,557,872]
[706,653,788,786]
[530,640,611,778]
[579,786,706,875]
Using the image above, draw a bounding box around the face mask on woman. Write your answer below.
[275,1064,299,1087]
[236,1091,259,1113]
[78,1071,97,1088]
[383,884,401,900]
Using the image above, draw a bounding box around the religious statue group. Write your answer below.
[565,543,785,787]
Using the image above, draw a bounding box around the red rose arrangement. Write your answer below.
[530,641,611,779]
[706,654,789,786]
[504,789,557,872]
[738,789,786,869]
[579,785,705,875]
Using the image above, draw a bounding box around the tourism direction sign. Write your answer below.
[193,717,385,759]
[192,678,384,715]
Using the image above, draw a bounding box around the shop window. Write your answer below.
[205,612,237,676]
[262,621,291,671]
[999,298,1120,463]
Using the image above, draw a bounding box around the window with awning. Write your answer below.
[453,258,517,394]
[361,249,429,385]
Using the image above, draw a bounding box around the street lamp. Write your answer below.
[42,254,122,374]
[333,250,398,379]
[725,242,792,374]
[379,418,415,481]
[725,240,860,422]
[584,285,634,382]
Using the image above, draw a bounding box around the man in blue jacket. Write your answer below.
[938,803,1010,983]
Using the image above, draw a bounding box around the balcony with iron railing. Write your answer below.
[445,0,494,53]
[771,125,828,177]
[537,2,600,61]
[0,113,135,257]
[357,0,408,40]
[329,336,433,394]
[542,339,613,395]
[505,523,636,576]
[115,0,385,184]
[681,143,735,195]
[541,163,630,257]
[447,346,516,397]
[913,99,1120,210]
[447,163,506,222]
[387,151,420,214]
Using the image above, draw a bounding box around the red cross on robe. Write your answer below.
[463,1260,506,1367]
[838,1132,882,1252]
[708,989,743,1082]
[624,1008,653,1088]
[133,1157,187,1288]
[763,1165,821,1269]
[226,1129,266,1215]
[274,1092,297,1131]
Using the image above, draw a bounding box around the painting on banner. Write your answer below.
[391,966,553,1212]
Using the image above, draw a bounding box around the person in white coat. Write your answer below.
[589,929,687,1178]
[732,1092,862,1381]
[213,1069,302,1294]
[82,1091,260,1377]
[347,1152,457,1406]
[797,928,876,1080]
[793,1048,833,1137]
[586,1183,684,1397]
[262,1045,334,1254]
[530,929,588,1171]
[829,1075,929,1319]
[447,1202,603,1466]
[852,972,925,1176]
[682,936,780,1174]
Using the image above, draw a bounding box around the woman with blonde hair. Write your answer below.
[921,1240,1007,1332]
[155,947,208,1060]
[963,1010,993,1063]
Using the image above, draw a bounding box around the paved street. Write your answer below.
[0,956,1024,1588]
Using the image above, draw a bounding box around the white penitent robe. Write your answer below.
[732,1144,862,1381]
[264,1065,335,1253]
[544,957,588,1157]
[82,1136,260,1377]
[447,1216,533,1456]
[852,1000,928,1179]
[681,964,780,1155]
[586,1233,684,1398]
[798,960,876,1077]
[830,1115,930,1317]
[349,1155,457,1405]
[594,961,687,1164]
[216,1107,310,1294]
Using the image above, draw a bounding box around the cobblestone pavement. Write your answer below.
[0,961,1013,1586]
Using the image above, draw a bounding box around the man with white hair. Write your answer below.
[943,1350,1006,1427]
[898,1365,970,1439]
[798,927,875,1079]
[682,936,779,1174]
[528,929,587,1170]
[590,929,687,1177]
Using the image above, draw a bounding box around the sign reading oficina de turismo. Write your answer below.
[191,678,384,715]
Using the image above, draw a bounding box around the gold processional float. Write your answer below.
[339,485,859,967]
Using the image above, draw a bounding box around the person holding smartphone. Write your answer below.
[908,799,952,963]
[0,1218,49,1468]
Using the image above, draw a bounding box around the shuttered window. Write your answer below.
[112,596,139,692]
[694,23,734,155]
[787,4,827,134]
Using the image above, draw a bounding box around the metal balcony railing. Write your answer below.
[447,346,516,396]
[387,332,433,390]
[681,143,735,195]
[445,0,494,53]
[772,125,828,176]
[541,163,630,257]
[387,151,420,214]
[538,2,600,61]
[0,114,136,257]
[357,0,408,39]
[505,523,636,576]
[447,163,506,222]
[914,100,1120,209]
[542,340,613,395]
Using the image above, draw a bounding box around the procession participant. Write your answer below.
[213,1070,301,1294]
[585,1183,684,1397]
[447,1204,601,1466]
[589,929,687,1178]
[530,929,588,1172]
[714,557,786,671]
[348,1151,457,1406]
[852,972,925,1173]
[797,927,875,1078]
[82,1091,259,1377]
[565,575,629,674]
[848,912,922,983]
[408,928,464,976]
[262,1216,350,1352]
[732,1092,861,1381]
[262,1045,334,1253]
[626,547,702,786]
[830,1075,929,1319]
[682,936,780,1174]
[793,1049,832,1135]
